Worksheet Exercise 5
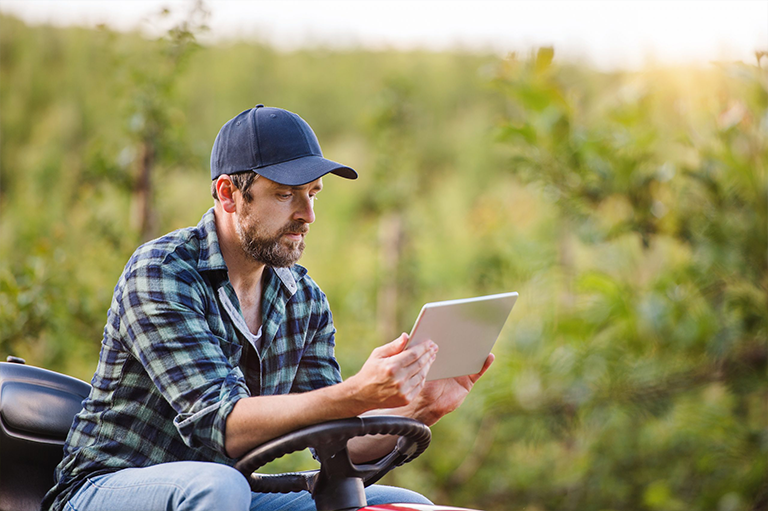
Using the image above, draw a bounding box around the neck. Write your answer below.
[214,206,266,332]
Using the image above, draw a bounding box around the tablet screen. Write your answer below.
[406,292,518,381]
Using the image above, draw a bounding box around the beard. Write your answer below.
[236,215,308,268]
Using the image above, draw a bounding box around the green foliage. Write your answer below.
[473,48,768,511]
[1,13,766,511]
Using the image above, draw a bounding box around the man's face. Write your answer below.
[235,176,322,267]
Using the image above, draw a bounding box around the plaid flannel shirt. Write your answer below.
[43,208,342,511]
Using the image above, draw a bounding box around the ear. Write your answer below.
[215,175,238,214]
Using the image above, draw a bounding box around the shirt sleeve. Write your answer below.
[117,259,249,456]
[290,290,343,393]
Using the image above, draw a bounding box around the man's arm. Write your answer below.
[224,334,437,458]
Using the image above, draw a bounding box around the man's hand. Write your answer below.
[347,333,439,411]
[383,352,495,426]
[348,351,494,462]
[225,333,438,459]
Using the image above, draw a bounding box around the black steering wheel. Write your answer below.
[234,416,431,511]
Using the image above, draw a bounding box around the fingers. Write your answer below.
[381,339,436,390]
[352,330,442,409]
[358,336,437,409]
[375,334,436,371]
[480,353,495,373]
[372,333,409,357]
[400,346,437,399]
[397,338,436,369]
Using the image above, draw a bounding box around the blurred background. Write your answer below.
[0,1,766,510]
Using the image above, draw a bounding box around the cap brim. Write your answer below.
[253,155,357,186]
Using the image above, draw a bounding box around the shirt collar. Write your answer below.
[271,265,308,297]
[195,207,228,272]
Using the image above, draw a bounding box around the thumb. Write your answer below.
[374,333,409,358]
[468,353,495,384]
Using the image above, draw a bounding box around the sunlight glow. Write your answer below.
[0,0,765,69]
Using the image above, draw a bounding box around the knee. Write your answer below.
[178,463,251,510]
[365,484,433,506]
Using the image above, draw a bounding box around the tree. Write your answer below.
[472,48,768,511]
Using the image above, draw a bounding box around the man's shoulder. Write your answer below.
[129,226,200,269]
[125,208,220,272]
[109,225,218,308]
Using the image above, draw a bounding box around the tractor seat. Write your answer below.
[0,360,90,511]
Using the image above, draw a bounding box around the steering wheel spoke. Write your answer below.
[247,471,318,493]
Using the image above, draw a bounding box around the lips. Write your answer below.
[281,223,309,238]
[282,226,308,242]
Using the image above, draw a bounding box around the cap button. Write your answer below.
[255,104,264,108]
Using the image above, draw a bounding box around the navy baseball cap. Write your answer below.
[210,104,358,186]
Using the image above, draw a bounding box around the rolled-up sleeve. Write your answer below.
[118,260,249,455]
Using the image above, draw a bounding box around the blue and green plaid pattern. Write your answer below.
[43,208,342,511]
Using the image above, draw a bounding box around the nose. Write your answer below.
[293,194,316,225]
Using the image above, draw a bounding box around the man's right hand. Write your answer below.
[348,334,438,411]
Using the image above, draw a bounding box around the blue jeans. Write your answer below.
[63,461,433,511]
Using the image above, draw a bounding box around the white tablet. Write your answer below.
[406,292,518,381]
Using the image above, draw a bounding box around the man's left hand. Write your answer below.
[392,353,495,426]
[351,353,494,462]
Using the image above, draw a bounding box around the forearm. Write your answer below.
[363,402,440,426]
[347,433,399,463]
[346,406,436,464]
[225,335,438,459]
[224,378,368,458]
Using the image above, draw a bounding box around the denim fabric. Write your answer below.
[63,461,432,511]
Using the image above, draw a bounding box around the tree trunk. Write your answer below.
[131,139,156,241]
[377,212,403,341]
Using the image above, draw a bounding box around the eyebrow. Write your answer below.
[272,182,323,193]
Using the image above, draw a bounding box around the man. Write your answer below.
[43,105,493,511]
